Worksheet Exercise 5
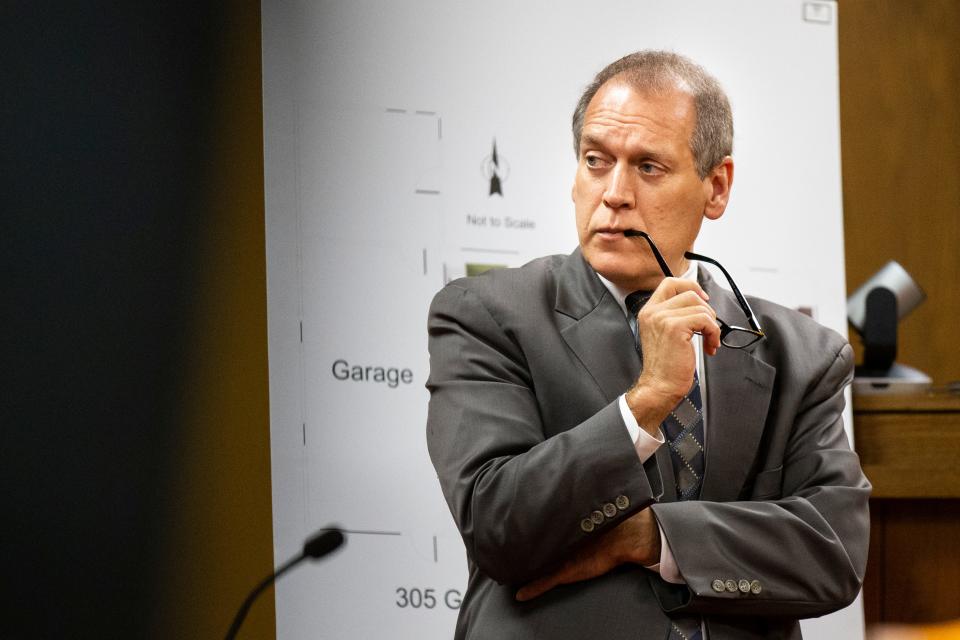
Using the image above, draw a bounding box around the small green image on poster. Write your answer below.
[466,263,507,277]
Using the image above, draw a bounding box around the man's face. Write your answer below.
[573,81,731,291]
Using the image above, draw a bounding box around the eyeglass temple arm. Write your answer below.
[684,251,763,334]
[622,231,763,336]
[623,230,675,277]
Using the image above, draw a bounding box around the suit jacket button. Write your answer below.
[750,580,762,595]
[602,503,617,518]
[615,495,630,510]
[712,579,725,593]
[590,510,605,525]
[725,579,738,593]
[580,518,595,533]
[738,579,750,593]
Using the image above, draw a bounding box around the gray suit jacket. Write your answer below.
[426,248,870,640]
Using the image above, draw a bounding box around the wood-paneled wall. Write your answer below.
[841,4,960,628]
[839,1,960,385]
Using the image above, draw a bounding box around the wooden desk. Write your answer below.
[854,393,960,625]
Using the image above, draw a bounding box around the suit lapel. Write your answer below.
[553,254,776,502]
[554,249,640,404]
[698,269,776,502]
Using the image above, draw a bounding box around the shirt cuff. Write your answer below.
[656,522,685,584]
[618,393,664,463]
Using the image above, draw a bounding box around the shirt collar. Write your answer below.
[597,261,699,319]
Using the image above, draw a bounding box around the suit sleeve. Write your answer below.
[426,283,663,585]
[649,343,871,618]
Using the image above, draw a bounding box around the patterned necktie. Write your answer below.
[661,373,705,501]
[663,377,706,640]
[627,291,705,640]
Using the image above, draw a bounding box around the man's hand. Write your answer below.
[515,507,661,602]
[626,277,719,434]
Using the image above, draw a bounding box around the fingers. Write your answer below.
[515,510,661,602]
[515,557,581,602]
[638,279,722,350]
[632,278,720,409]
[642,284,714,328]
[702,323,721,355]
[515,543,616,602]
[641,295,721,344]
[515,574,556,602]
[647,277,709,305]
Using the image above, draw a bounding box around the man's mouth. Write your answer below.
[595,228,628,237]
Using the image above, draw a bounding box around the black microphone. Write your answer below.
[303,529,345,559]
[225,527,345,640]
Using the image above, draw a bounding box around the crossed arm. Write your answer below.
[426,280,869,617]
[518,343,871,616]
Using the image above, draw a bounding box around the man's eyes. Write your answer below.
[640,162,661,174]
[584,155,664,175]
[584,154,607,168]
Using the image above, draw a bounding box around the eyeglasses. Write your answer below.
[623,230,765,349]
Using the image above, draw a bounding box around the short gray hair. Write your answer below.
[572,50,733,178]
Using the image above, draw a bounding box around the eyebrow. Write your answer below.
[579,134,606,152]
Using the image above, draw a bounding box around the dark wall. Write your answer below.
[2,3,273,638]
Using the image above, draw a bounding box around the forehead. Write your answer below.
[581,81,696,152]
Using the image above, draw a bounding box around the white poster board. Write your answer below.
[262,1,862,637]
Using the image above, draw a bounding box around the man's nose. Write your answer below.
[602,163,635,211]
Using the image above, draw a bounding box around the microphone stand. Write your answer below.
[225,528,345,640]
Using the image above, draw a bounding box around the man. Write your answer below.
[426,51,869,639]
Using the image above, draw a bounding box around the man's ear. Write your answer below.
[703,156,734,221]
